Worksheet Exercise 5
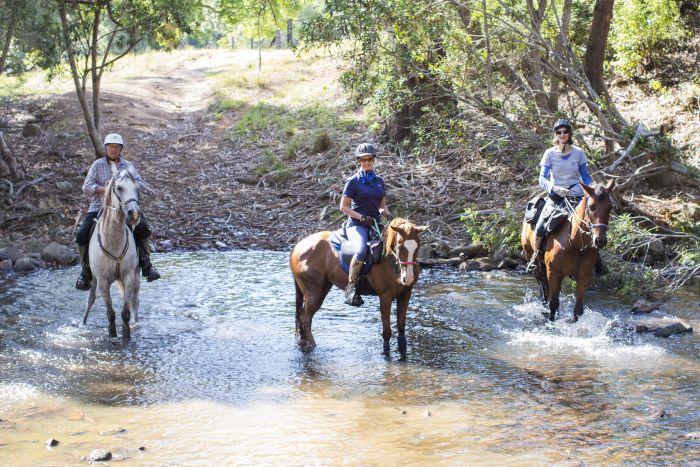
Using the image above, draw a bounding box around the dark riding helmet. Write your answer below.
[553,118,572,132]
[355,143,377,158]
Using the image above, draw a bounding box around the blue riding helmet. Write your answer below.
[553,118,572,132]
[355,143,378,158]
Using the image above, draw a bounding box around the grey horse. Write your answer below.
[82,168,141,339]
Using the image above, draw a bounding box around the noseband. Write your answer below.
[111,175,140,211]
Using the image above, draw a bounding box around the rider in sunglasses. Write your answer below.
[339,143,392,305]
[526,118,594,273]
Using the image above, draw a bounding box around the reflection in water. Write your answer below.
[0,251,698,464]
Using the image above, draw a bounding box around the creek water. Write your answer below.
[0,250,698,465]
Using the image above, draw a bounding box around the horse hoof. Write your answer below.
[383,341,390,354]
[397,335,407,353]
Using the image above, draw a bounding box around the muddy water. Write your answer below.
[1,250,698,465]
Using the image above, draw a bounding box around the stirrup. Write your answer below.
[525,252,543,273]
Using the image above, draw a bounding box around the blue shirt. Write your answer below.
[342,170,385,227]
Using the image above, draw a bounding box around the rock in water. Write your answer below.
[654,322,693,338]
[89,449,112,462]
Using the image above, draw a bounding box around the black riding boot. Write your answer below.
[75,244,92,291]
[137,237,161,282]
[344,258,364,306]
[525,236,545,274]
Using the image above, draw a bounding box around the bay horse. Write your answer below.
[521,180,614,322]
[290,218,428,353]
[83,168,141,339]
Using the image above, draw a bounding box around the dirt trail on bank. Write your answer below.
[2,50,310,260]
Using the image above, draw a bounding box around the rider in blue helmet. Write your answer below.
[339,143,392,306]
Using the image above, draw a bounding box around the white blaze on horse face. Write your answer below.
[401,239,418,286]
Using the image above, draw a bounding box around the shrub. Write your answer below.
[610,0,687,77]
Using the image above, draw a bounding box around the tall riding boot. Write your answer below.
[75,244,92,290]
[137,237,161,282]
[525,236,544,273]
[344,257,365,306]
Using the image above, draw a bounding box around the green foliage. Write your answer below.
[460,203,521,256]
[609,0,687,77]
[255,149,290,184]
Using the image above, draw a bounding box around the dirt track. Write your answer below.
[1,50,320,257]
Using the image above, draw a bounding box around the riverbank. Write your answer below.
[0,49,698,296]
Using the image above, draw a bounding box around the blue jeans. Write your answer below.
[347,224,370,261]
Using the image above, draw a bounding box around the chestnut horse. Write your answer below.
[290,218,427,353]
[522,181,614,322]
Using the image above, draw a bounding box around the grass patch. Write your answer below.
[255,149,290,184]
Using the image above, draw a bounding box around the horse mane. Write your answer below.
[102,177,114,209]
[383,217,414,256]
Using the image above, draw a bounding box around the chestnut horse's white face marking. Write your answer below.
[400,239,418,286]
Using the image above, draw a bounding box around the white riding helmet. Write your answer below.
[103,133,124,147]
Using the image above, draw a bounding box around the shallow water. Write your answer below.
[1,250,698,465]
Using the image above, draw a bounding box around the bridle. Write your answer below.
[567,195,608,251]
[97,173,139,277]
[111,173,140,210]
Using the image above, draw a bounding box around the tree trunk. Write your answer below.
[0,132,20,180]
[548,0,573,111]
[0,5,17,75]
[58,0,105,158]
[91,4,101,134]
[524,0,552,116]
[584,0,614,104]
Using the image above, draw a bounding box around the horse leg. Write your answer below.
[132,271,141,323]
[99,281,117,337]
[297,281,331,349]
[83,279,97,325]
[121,301,131,340]
[379,294,393,354]
[572,274,592,322]
[546,271,563,322]
[395,290,412,354]
[536,266,549,305]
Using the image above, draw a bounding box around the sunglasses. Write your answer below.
[358,157,375,163]
[555,129,570,135]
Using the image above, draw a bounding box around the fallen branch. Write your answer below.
[14,173,54,200]
[606,123,660,173]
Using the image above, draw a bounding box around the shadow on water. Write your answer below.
[1,250,699,463]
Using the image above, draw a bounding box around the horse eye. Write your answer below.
[117,186,123,191]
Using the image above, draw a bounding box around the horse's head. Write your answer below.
[580,179,615,249]
[385,218,429,286]
[105,168,141,226]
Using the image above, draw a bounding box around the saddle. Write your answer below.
[329,221,384,276]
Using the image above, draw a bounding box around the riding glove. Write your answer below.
[552,186,571,197]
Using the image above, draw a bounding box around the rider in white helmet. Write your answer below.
[74,132,161,289]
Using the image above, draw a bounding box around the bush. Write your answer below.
[610,0,687,77]
[460,203,522,256]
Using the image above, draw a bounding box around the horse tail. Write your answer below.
[294,278,303,335]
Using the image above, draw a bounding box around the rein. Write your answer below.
[96,222,130,278]
[373,219,417,274]
[97,174,138,278]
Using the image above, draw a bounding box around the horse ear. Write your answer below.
[579,182,595,196]
[390,224,400,233]
[605,178,616,192]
